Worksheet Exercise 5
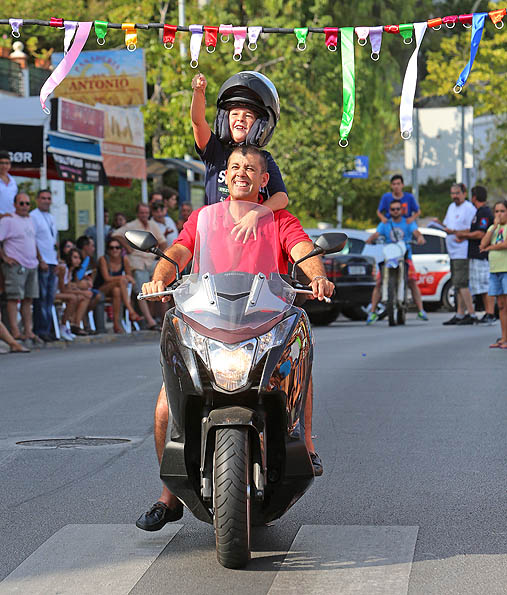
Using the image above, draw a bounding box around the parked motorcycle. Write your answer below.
[126,201,346,569]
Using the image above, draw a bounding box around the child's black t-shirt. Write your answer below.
[196,132,287,205]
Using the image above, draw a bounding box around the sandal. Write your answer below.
[129,312,144,323]
[70,325,88,336]
[10,344,30,353]
[147,324,161,332]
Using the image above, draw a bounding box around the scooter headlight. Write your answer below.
[254,314,297,366]
[172,317,209,367]
[208,339,256,391]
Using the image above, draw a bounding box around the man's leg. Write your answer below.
[134,269,158,328]
[136,385,182,531]
[483,293,496,316]
[6,300,21,338]
[32,268,48,337]
[20,298,35,339]
[153,385,180,507]
[367,272,382,324]
[459,287,475,316]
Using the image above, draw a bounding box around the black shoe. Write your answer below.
[310,452,323,477]
[443,315,459,325]
[136,500,183,531]
[478,314,497,325]
[456,314,477,325]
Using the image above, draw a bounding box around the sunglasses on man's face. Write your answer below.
[390,208,401,212]
[0,161,11,165]
[18,201,30,206]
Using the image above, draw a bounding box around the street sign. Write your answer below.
[343,155,369,179]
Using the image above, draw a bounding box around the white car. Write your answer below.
[411,227,453,310]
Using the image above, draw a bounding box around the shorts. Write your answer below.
[488,271,507,296]
[377,259,418,282]
[1,263,39,300]
[450,259,469,289]
[469,259,490,295]
[133,262,157,293]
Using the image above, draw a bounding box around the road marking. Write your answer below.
[268,525,419,595]
[0,524,183,595]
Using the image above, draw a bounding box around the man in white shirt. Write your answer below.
[436,183,478,325]
[30,189,59,342]
[0,151,18,217]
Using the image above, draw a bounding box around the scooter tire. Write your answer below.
[387,269,398,327]
[213,427,251,569]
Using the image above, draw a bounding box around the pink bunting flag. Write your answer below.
[40,21,92,113]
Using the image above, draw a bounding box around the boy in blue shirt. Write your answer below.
[366,198,427,323]
[377,174,420,224]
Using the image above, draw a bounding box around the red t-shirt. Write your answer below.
[173,199,310,275]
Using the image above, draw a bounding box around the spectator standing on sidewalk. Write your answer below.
[84,208,111,248]
[112,203,167,331]
[150,200,178,243]
[480,200,507,349]
[377,174,421,224]
[0,193,41,345]
[454,186,496,324]
[436,183,478,325]
[31,189,59,342]
[0,151,17,218]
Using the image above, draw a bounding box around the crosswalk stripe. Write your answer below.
[0,524,183,595]
[267,525,419,595]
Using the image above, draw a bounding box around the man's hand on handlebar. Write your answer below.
[309,277,335,301]
[416,235,426,246]
[141,280,171,302]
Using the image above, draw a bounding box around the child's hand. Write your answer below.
[231,211,260,243]
[192,74,207,92]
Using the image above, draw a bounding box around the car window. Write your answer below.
[345,238,365,254]
[412,234,445,255]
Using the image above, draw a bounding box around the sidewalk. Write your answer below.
[0,328,161,354]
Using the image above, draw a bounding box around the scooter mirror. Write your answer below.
[314,232,348,254]
[125,230,158,252]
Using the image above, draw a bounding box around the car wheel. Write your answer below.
[341,306,368,321]
[308,308,340,326]
[441,281,456,311]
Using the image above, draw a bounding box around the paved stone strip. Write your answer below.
[0,524,183,595]
[268,525,419,595]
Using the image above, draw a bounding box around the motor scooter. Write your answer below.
[126,201,346,569]
[380,239,408,327]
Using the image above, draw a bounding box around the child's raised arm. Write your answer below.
[191,74,211,151]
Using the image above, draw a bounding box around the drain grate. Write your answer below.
[16,437,131,448]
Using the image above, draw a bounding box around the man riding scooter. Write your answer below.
[136,146,336,531]
[366,198,426,324]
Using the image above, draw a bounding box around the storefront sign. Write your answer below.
[52,98,105,140]
[52,152,108,185]
[0,124,44,168]
[51,49,147,106]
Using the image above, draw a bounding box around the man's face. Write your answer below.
[137,205,150,224]
[37,192,52,212]
[390,179,403,195]
[83,239,95,256]
[0,157,11,177]
[450,185,466,205]
[151,202,166,221]
[149,193,164,207]
[389,203,403,221]
[180,204,192,220]
[229,108,257,144]
[14,194,30,217]
[226,152,269,201]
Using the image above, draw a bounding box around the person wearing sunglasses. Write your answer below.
[0,193,43,345]
[93,237,142,334]
[366,198,427,324]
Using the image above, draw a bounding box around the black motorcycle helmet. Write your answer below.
[214,71,280,147]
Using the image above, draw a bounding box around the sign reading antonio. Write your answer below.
[51,49,147,107]
[0,124,43,168]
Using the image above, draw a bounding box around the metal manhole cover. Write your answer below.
[16,437,131,448]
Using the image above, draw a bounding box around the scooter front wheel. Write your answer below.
[213,427,251,569]
[387,268,398,327]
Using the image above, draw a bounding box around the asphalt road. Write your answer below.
[0,312,505,594]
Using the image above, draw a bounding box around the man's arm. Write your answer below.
[191,74,211,151]
[455,229,486,241]
[290,241,335,300]
[366,232,380,244]
[412,228,425,245]
[406,208,421,224]
[142,243,192,301]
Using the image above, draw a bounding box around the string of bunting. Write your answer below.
[1,8,505,145]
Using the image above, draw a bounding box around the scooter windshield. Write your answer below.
[173,201,296,340]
